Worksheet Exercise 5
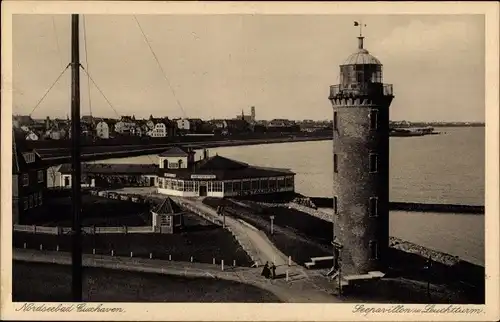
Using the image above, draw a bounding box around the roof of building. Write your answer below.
[58,163,158,175]
[12,129,45,174]
[158,146,193,157]
[152,197,184,215]
[342,37,382,66]
[158,154,295,180]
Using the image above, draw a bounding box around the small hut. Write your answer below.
[151,197,184,234]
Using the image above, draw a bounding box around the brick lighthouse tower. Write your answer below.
[328,25,394,276]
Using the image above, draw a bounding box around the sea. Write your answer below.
[95,127,485,266]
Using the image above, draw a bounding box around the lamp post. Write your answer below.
[270,215,275,235]
[424,255,432,301]
[217,204,226,228]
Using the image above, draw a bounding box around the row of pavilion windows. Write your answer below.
[223,176,294,193]
[157,176,295,192]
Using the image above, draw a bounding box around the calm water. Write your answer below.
[96,127,485,265]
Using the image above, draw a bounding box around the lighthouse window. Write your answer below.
[369,197,378,217]
[333,112,338,130]
[369,110,378,130]
[369,240,378,260]
[333,196,338,214]
[369,153,378,173]
[356,72,364,83]
[333,154,339,173]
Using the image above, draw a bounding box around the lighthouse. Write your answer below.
[328,26,394,275]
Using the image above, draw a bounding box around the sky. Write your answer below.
[12,14,485,122]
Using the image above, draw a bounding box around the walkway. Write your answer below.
[171,197,305,275]
[14,249,339,303]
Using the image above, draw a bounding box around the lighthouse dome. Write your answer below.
[341,36,382,66]
[342,48,381,65]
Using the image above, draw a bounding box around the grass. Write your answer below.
[12,261,280,302]
[21,194,151,227]
[203,197,332,266]
[14,209,253,266]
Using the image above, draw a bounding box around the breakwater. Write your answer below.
[309,197,484,214]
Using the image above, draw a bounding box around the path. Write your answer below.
[14,249,339,303]
[171,197,305,276]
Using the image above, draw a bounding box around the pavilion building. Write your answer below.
[156,147,295,197]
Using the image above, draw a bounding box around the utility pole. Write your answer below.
[71,13,83,302]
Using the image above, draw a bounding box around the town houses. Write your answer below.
[12,105,319,142]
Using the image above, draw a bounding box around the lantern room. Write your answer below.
[339,36,384,94]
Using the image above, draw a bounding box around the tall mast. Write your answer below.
[70,13,82,302]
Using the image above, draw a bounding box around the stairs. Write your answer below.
[305,256,335,269]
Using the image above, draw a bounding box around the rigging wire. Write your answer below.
[29,63,70,117]
[52,16,64,70]
[83,15,93,118]
[80,66,121,119]
[79,65,156,165]
[82,15,98,168]
[133,15,187,118]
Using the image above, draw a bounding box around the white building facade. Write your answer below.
[95,121,110,139]
[150,123,167,137]
[176,119,191,131]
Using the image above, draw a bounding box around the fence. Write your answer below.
[91,189,152,205]
[174,199,223,226]
[13,225,60,235]
[14,224,154,235]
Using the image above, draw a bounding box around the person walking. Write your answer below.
[261,262,270,279]
[270,263,277,279]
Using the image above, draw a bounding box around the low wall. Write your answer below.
[13,225,60,235]
[13,224,154,235]
[40,135,333,166]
